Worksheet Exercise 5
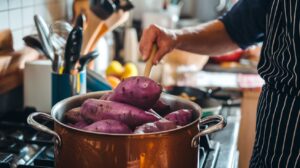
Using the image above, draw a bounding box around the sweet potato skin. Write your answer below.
[64,107,83,124]
[70,120,90,129]
[83,119,132,134]
[99,92,112,100]
[164,109,193,126]
[109,76,162,110]
[134,120,177,134]
[155,120,177,130]
[81,99,159,127]
[152,99,171,116]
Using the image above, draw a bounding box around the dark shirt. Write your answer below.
[219,0,271,49]
[220,0,300,96]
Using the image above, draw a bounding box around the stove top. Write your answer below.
[0,108,224,168]
[0,108,55,168]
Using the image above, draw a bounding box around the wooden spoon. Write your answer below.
[89,10,130,52]
[144,45,157,77]
[75,0,115,55]
[80,11,105,55]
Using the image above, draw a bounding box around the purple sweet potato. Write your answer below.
[164,109,193,126]
[155,120,177,130]
[70,120,89,129]
[152,99,171,116]
[83,119,132,134]
[64,107,83,124]
[109,76,162,110]
[99,92,112,100]
[81,99,159,127]
[134,122,159,133]
[134,119,177,134]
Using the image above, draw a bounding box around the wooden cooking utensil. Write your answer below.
[74,0,115,55]
[80,11,105,55]
[86,10,129,69]
[89,10,129,51]
[144,45,157,77]
[72,0,89,23]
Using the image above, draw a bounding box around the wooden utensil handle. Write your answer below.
[144,45,157,77]
[81,11,103,55]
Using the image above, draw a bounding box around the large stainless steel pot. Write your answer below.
[27,91,226,168]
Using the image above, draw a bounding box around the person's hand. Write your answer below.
[139,24,178,65]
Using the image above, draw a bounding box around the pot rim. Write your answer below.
[51,91,202,137]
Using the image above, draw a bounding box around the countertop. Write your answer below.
[211,106,241,168]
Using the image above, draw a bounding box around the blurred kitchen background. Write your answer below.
[0,0,263,168]
[0,0,237,49]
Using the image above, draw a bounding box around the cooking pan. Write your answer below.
[165,86,222,117]
[27,91,226,168]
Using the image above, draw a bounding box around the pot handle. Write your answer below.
[27,112,62,148]
[191,115,226,148]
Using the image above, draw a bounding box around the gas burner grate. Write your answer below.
[16,159,54,168]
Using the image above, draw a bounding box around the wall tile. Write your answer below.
[34,4,51,23]
[23,26,35,37]
[0,11,9,30]
[2,0,68,49]
[34,0,46,5]
[13,29,23,50]
[22,0,34,7]
[22,7,34,27]
[8,0,22,9]
[46,0,59,4]
[0,0,8,11]
[9,9,22,30]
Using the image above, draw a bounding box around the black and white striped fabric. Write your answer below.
[249,86,300,167]
[250,0,300,167]
[220,0,300,167]
[257,0,300,96]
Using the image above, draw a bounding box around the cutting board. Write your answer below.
[0,71,23,94]
[0,47,40,94]
[0,29,13,54]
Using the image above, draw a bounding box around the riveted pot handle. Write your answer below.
[191,115,226,148]
[27,112,62,148]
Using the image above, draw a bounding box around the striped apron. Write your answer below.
[249,0,300,167]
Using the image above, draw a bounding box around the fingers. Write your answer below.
[139,24,176,65]
[139,25,159,60]
[153,45,171,65]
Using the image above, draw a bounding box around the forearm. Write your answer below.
[174,20,239,56]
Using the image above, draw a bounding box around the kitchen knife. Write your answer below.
[64,27,83,74]
[75,13,86,29]
[33,15,54,62]
[113,0,134,11]
[89,0,116,20]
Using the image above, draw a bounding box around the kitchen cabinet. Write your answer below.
[238,89,261,168]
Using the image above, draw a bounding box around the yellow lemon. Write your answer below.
[106,75,121,89]
[106,61,124,77]
[121,62,138,79]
